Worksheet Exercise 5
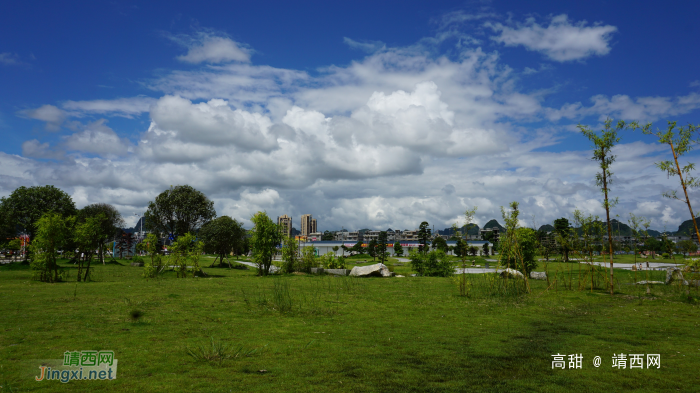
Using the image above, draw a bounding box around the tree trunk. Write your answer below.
[670,142,700,254]
[603,165,614,295]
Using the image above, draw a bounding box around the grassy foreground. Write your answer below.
[1,257,699,392]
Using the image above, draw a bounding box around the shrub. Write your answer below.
[409,249,454,277]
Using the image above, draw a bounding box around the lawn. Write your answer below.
[1,256,699,392]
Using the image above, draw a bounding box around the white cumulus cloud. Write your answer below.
[490,14,617,62]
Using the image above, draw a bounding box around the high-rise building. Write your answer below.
[301,214,317,236]
[277,214,292,238]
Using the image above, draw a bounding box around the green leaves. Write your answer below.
[1,185,76,239]
[144,185,216,236]
[249,211,282,276]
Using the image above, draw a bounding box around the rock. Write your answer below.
[634,280,665,285]
[311,268,324,274]
[530,271,547,280]
[665,267,689,285]
[410,274,417,277]
[130,262,144,267]
[325,268,351,276]
[395,275,405,277]
[500,268,524,279]
[349,263,392,277]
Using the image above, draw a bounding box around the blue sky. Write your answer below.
[1,0,700,231]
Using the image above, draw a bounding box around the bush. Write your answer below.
[662,253,670,259]
[321,252,346,269]
[409,250,454,277]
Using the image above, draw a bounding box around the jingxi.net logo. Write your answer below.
[35,350,118,383]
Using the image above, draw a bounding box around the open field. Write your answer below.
[1,257,699,392]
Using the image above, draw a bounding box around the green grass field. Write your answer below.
[1,255,699,392]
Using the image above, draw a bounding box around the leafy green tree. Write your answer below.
[377,231,388,264]
[30,212,74,282]
[140,233,165,278]
[482,242,490,257]
[322,230,334,241]
[498,202,531,291]
[418,221,431,254]
[351,240,365,255]
[340,244,348,257]
[144,185,216,238]
[299,246,316,272]
[393,242,403,257]
[579,118,625,295]
[168,232,204,278]
[77,203,124,265]
[281,236,300,273]
[553,218,573,262]
[636,121,700,248]
[249,211,282,276]
[199,216,245,267]
[73,214,104,281]
[1,185,76,241]
[432,236,448,253]
[678,239,698,257]
[367,238,378,261]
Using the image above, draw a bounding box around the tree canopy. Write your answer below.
[199,216,246,266]
[144,185,216,237]
[0,185,76,239]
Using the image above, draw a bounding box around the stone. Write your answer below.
[395,275,405,277]
[410,274,417,277]
[311,267,324,274]
[634,280,665,285]
[529,271,547,280]
[500,268,524,279]
[665,267,689,285]
[349,263,392,277]
[325,268,351,276]
[130,262,144,267]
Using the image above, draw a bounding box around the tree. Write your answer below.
[144,185,216,238]
[394,242,404,257]
[678,239,698,257]
[322,230,334,241]
[579,119,625,295]
[498,202,531,291]
[340,244,348,257]
[249,211,282,276]
[553,218,573,262]
[30,212,73,282]
[351,240,364,255]
[367,239,378,261]
[636,121,700,250]
[168,232,204,278]
[482,242,489,256]
[140,233,165,278]
[199,216,246,267]
[418,221,431,254]
[73,214,104,281]
[627,213,649,264]
[0,185,76,241]
[77,203,124,265]
[281,236,300,273]
[377,231,388,264]
[432,236,448,253]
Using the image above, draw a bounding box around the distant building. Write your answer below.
[277,214,292,238]
[300,214,317,236]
